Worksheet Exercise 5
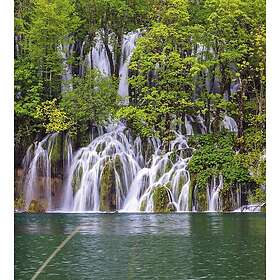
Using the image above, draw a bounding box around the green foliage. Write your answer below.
[248,188,266,204]
[14,0,266,201]
[116,106,156,137]
[189,133,251,189]
[35,99,73,133]
[14,196,25,210]
[60,70,119,134]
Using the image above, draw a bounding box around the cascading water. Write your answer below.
[19,28,252,213]
[59,43,74,92]
[61,123,141,211]
[20,112,246,213]
[121,132,192,212]
[207,175,224,212]
[22,133,58,210]
[223,115,238,133]
[118,31,139,98]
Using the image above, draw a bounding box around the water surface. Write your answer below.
[15,213,265,280]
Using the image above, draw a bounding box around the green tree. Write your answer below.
[60,70,119,134]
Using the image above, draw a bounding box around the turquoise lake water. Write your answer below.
[15,213,265,279]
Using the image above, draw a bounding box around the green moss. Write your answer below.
[27,200,46,213]
[248,187,266,204]
[49,134,63,163]
[152,184,174,213]
[220,185,233,211]
[14,195,25,210]
[72,166,83,193]
[100,160,116,211]
[195,187,207,211]
[188,176,196,211]
[114,155,123,174]
[140,199,147,211]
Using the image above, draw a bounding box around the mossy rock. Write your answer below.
[140,199,147,211]
[27,200,46,213]
[195,187,208,211]
[188,177,196,211]
[153,185,174,213]
[49,135,62,163]
[100,160,116,211]
[14,195,25,211]
[72,166,83,193]
[114,155,123,175]
[220,187,233,211]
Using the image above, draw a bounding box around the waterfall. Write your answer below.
[62,123,140,211]
[78,31,139,99]
[118,31,139,98]
[90,38,112,76]
[121,132,192,212]
[223,115,238,133]
[20,117,245,213]
[59,43,74,92]
[207,175,223,212]
[22,133,58,210]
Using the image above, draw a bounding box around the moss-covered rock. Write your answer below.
[152,185,174,212]
[100,160,116,211]
[194,186,208,211]
[140,199,147,211]
[220,185,233,211]
[14,195,25,211]
[188,176,196,211]
[28,200,46,213]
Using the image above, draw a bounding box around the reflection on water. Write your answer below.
[15,213,265,280]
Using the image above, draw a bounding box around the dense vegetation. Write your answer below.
[15,0,266,204]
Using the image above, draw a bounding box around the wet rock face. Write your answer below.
[194,187,208,211]
[153,185,175,213]
[27,200,46,213]
[100,160,116,211]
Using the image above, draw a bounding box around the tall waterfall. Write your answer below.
[118,31,139,98]
[80,32,139,98]
[20,29,250,213]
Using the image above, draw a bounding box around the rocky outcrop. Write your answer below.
[100,160,116,211]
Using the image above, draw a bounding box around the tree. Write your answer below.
[75,0,153,77]
[60,70,119,134]
[24,0,80,98]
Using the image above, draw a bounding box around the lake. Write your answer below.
[15,213,265,280]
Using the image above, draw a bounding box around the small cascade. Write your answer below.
[77,31,139,99]
[60,43,74,92]
[118,31,139,98]
[184,116,194,136]
[233,204,263,213]
[121,132,192,212]
[62,123,141,211]
[222,115,238,133]
[22,133,59,210]
[207,175,223,212]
